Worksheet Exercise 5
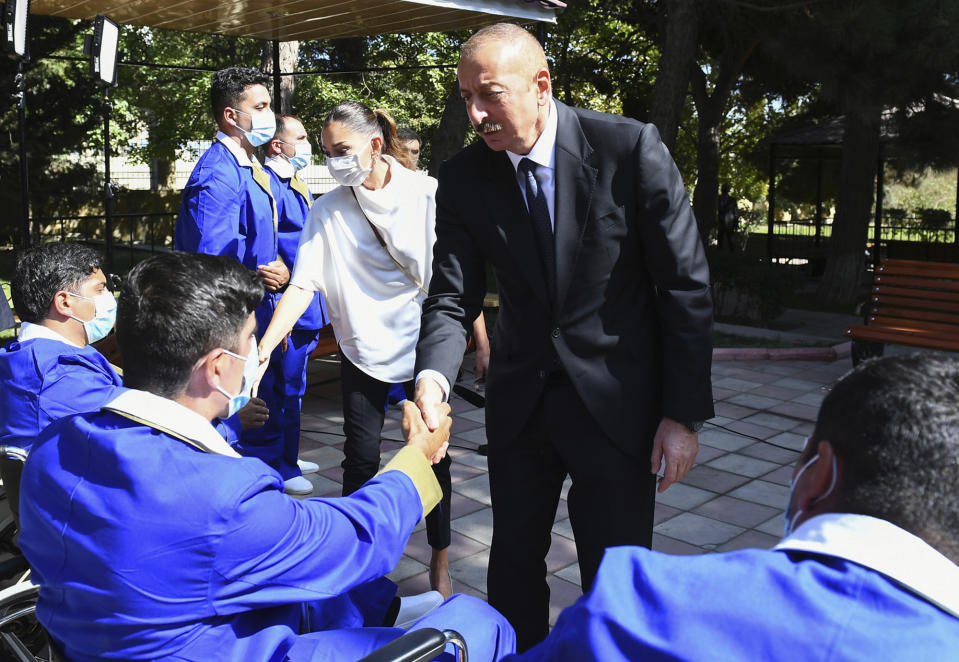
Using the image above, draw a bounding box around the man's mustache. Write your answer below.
[474,121,503,134]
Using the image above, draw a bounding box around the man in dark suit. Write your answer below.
[414,23,714,650]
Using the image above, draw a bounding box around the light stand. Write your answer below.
[84,14,119,272]
[4,0,31,248]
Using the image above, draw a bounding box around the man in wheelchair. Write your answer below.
[18,252,514,661]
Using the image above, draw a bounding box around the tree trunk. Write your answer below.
[692,105,721,240]
[816,102,882,306]
[648,0,699,152]
[428,79,470,178]
[688,41,756,242]
[261,41,299,114]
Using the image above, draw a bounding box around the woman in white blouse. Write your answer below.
[256,102,457,597]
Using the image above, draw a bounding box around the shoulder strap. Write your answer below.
[350,187,428,296]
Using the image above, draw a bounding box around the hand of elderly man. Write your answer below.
[402,400,451,465]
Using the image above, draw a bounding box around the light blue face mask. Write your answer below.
[68,290,117,344]
[783,452,838,538]
[279,140,312,171]
[216,339,258,417]
[231,107,276,147]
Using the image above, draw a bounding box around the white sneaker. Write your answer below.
[297,458,319,474]
[393,590,445,629]
[284,475,314,496]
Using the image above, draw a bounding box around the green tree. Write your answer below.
[764,0,959,305]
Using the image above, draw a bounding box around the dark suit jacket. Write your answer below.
[416,100,714,456]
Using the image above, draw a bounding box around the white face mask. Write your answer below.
[327,139,374,187]
[279,140,312,171]
[231,107,277,147]
[216,337,258,418]
[68,290,117,344]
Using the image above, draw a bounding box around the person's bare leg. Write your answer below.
[429,547,452,599]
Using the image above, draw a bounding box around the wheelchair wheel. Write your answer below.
[0,582,57,662]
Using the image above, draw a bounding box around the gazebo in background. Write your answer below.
[761,113,959,270]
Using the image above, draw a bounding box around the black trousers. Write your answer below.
[486,373,656,652]
[339,354,452,550]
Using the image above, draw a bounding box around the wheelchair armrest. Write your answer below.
[359,627,466,662]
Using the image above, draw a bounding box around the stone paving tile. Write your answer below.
[707,453,780,478]
[653,502,682,525]
[762,465,794,486]
[547,575,584,626]
[453,474,492,506]
[552,518,574,540]
[457,408,487,424]
[766,432,808,452]
[318,466,343,485]
[739,441,800,465]
[741,412,803,431]
[716,529,781,552]
[710,387,737,401]
[711,377,762,392]
[692,495,781,528]
[699,429,752,452]
[655,483,716,510]
[654,512,744,547]
[756,363,806,376]
[454,427,489,445]
[728,479,790,508]
[768,402,820,422]
[681,465,750,493]
[403,528,488,566]
[387,555,429,584]
[547,533,580,572]
[756,513,786,537]
[296,445,345,471]
[712,401,760,419]
[451,492,488,519]
[721,419,782,441]
[553,563,580,587]
[450,419,485,434]
[770,377,827,391]
[794,391,826,407]
[449,462,486,484]
[555,498,569,522]
[651,533,706,555]
[754,385,806,401]
[451,449,490,471]
[450,549,490,593]
[726,392,785,410]
[300,430,343,445]
[451,508,494,546]
[791,421,816,436]
[692,444,727,464]
[304,474,341,497]
[728,369,787,384]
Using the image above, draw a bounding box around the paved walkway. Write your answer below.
[294,350,854,626]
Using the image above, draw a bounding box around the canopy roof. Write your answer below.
[29,0,566,41]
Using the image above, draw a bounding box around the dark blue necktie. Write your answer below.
[519,157,555,295]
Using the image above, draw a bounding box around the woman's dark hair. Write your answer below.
[323,101,415,171]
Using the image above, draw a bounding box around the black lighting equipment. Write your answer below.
[4,0,32,247]
[84,15,120,273]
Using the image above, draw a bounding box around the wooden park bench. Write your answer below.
[844,258,959,364]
